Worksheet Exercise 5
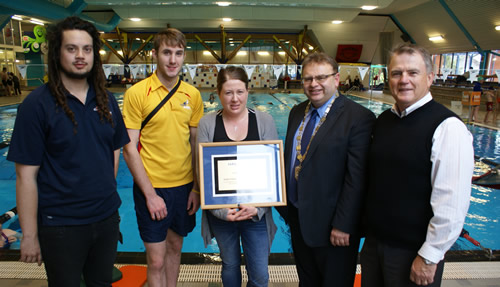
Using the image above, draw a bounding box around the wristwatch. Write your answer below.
[423,258,436,265]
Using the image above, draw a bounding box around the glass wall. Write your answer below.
[0,20,22,46]
[454,53,467,75]
[487,50,499,77]
[468,52,482,71]
[441,54,453,71]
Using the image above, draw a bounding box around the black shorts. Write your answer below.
[133,182,195,243]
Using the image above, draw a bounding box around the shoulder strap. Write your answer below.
[141,79,182,131]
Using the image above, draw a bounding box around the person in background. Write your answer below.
[197,66,278,287]
[483,86,495,123]
[9,72,21,96]
[471,78,483,122]
[494,87,500,123]
[344,74,352,91]
[456,67,471,84]
[353,75,364,90]
[122,28,203,287]
[277,52,375,286]
[362,43,473,287]
[208,91,216,104]
[7,16,129,286]
[463,67,472,82]
[1,67,12,96]
[0,223,19,249]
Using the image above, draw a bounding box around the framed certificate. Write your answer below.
[198,140,287,209]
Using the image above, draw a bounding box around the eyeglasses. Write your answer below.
[301,73,337,84]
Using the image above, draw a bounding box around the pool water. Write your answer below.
[0,92,498,253]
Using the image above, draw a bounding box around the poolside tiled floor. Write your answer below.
[1,262,500,286]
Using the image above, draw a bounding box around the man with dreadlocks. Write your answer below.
[7,16,129,286]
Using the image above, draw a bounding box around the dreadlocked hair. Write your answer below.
[46,16,113,132]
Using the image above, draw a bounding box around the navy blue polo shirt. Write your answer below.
[7,83,130,226]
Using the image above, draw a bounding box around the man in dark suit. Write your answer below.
[278,52,375,286]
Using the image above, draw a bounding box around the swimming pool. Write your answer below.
[0,92,498,256]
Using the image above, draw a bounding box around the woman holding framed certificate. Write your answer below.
[197,66,278,287]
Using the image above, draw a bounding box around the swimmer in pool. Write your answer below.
[209,92,216,104]
[0,224,18,249]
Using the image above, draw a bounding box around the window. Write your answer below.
[487,50,499,82]
[454,53,467,75]
[467,52,482,71]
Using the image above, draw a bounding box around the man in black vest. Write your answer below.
[361,43,474,287]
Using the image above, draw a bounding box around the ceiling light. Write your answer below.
[496,26,500,31]
[117,51,123,55]
[429,35,444,41]
[30,20,44,25]
[99,50,106,55]
[11,16,23,21]
[230,43,234,46]
[237,51,247,56]
[130,18,141,22]
[216,2,231,6]
[361,6,377,10]
[222,18,232,22]
[257,51,270,56]
[331,20,343,24]
[278,51,286,55]
[187,46,192,49]
[203,51,212,56]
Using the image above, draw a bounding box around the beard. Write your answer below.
[61,65,92,80]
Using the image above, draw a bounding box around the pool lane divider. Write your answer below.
[0,141,9,150]
[0,207,17,224]
[269,93,293,110]
[460,228,495,260]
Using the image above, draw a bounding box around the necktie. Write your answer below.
[300,109,318,155]
[289,109,318,206]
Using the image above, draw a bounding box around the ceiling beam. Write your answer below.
[194,34,222,63]
[128,35,154,64]
[297,26,308,62]
[101,38,125,63]
[438,0,482,54]
[273,35,298,63]
[226,35,252,63]
[220,25,227,63]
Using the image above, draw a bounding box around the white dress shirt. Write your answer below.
[390,92,474,263]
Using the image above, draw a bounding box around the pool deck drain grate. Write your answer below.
[0,262,499,281]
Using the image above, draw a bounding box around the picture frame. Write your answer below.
[198,140,287,209]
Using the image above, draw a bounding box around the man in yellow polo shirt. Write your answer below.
[122,28,203,287]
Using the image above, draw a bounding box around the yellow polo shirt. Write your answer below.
[122,72,203,188]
